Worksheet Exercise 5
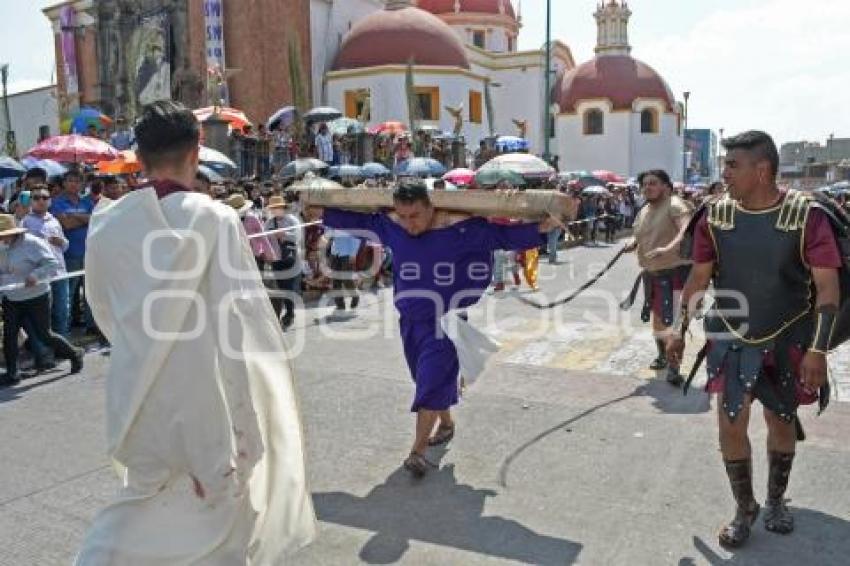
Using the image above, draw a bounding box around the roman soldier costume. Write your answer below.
[685,189,845,547]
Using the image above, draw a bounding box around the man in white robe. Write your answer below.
[76,100,315,565]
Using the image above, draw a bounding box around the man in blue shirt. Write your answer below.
[49,169,95,330]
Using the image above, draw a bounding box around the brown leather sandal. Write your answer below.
[428,424,455,446]
[403,452,433,478]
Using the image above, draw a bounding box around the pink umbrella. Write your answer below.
[26,134,119,163]
[592,170,625,183]
[443,168,475,186]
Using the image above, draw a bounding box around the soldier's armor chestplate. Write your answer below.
[706,191,813,343]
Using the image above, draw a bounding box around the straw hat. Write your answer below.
[266,195,287,209]
[226,193,253,216]
[0,214,27,238]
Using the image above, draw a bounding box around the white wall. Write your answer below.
[449,25,511,53]
[0,86,59,155]
[326,70,490,144]
[310,0,384,106]
[556,100,683,178]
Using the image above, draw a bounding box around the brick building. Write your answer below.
[42,0,312,124]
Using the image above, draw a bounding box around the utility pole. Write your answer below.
[0,64,16,157]
[543,0,551,164]
[682,91,690,183]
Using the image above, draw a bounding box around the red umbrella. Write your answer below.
[26,134,119,163]
[368,121,408,136]
[592,170,625,183]
[193,106,252,131]
[442,168,475,186]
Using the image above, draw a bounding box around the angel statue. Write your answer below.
[445,103,464,137]
[512,118,528,139]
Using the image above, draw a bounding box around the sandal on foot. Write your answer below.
[403,452,433,478]
[649,357,668,370]
[428,424,455,446]
[719,502,760,548]
[764,498,794,534]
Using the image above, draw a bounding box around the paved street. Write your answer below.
[2,240,849,565]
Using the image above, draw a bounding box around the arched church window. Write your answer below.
[583,109,604,135]
[640,109,658,134]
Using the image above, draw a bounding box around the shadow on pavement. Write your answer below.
[313,463,582,565]
[635,377,711,415]
[681,510,850,565]
[0,371,70,404]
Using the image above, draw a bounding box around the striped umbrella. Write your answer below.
[193,106,252,130]
[477,152,555,180]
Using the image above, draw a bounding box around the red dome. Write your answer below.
[558,55,676,113]
[333,7,470,71]
[416,0,517,19]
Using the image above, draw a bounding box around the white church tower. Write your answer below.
[594,0,632,56]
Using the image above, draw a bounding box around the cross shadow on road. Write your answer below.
[634,376,711,415]
[312,463,582,565]
[680,509,850,565]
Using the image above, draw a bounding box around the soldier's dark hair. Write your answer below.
[135,100,199,170]
[100,175,119,187]
[722,130,778,176]
[24,167,47,182]
[393,178,431,206]
[637,169,673,189]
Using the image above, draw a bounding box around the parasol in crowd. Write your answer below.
[0,156,26,179]
[442,167,475,186]
[70,107,113,134]
[303,106,343,123]
[474,168,527,188]
[395,157,446,178]
[268,105,297,130]
[360,162,391,178]
[328,164,364,180]
[328,117,364,136]
[582,185,611,197]
[21,157,67,178]
[495,135,529,153]
[592,169,625,183]
[477,152,555,180]
[281,158,329,179]
[193,106,252,131]
[96,150,141,174]
[199,145,237,170]
[198,164,225,183]
[26,134,119,163]
[368,121,408,136]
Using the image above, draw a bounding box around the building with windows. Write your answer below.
[554,1,683,178]
[685,128,719,183]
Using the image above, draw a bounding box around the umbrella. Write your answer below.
[582,186,611,197]
[328,164,364,180]
[424,177,458,191]
[328,117,364,136]
[199,145,237,169]
[416,125,442,135]
[96,150,140,174]
[831,181,850,190]
[268,105,297,131]
[21,157,67,178]
[368,121,408,136]
[361,162,391,178]
[443,168,475,186]
[193,107,252,131]
[495,135,529,152]
[592,169,625,183]
[0,156,25,179]
[198,164,225,183]
[70,107,113,134]
[26,134,119,163]
[474,168,527,188]
[477,152,555,180]
[304,106,343,123]
[281,158,329,179]
[290,175,344,191]
[395,157,446,178]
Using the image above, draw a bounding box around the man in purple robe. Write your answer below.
[311,180,558,477]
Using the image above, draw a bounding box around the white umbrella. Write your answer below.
[478,152,555,180]
[198,145,236,169]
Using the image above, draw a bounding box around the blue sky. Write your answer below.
[2,0,848,145]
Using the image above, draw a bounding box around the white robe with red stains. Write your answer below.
[76,188,315,565]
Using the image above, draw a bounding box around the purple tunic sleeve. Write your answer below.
[487,222,541,252]
[323,208,387,243]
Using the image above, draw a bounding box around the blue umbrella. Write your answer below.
[361,162,391,178]
[268,106,297,130]
[21,156,68,177]
[0,156,25,179]
[70,107,109,134]
[495,135,529,152]
[328,164,364,179]
[395,157,447,178]
[198,164,225,183]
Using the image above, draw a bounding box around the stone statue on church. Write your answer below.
[512,118,528,138]
[445,103,464,137]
